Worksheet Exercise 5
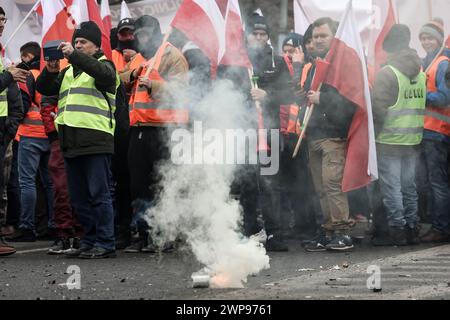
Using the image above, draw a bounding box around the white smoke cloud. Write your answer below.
[144,79,270,288]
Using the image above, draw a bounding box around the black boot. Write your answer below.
[405,226,420,245]
[388,227,408,246]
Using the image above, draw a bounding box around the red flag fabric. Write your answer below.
[372,0,396,72]
[39,0,77,69]
[322,1,378,192]
[310,59,330,91]
[219,0,251,68]
[171,0,225,68]
[100,0,112,34]
[85,0,112,59]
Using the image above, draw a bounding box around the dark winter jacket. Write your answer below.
[248,44,294,130]
[299,62,356,141]
[36,50,117,158]
[0,71,24,146]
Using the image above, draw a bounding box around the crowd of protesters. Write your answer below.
[0,4,449,258]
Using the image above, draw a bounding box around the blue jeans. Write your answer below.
[65,154,115,250]
[377,145,419,228]
[18,137,54,232]
[423,140,450,235]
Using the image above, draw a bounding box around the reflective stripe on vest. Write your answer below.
[0,56,8,117]
[424,55,450,137]
[56,55,120,135]
[129,42,189,126]
[376,65,426,145]
[16,69,47,139]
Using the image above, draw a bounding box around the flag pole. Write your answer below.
[142,27,173,78]
[291,83,322,159]
[4,0,42,50]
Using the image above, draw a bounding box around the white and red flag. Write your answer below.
[368,0,397,74]
[220,0,251,68]
[171,0,226,69]
[100,0,112,34]
[71,0,112,59]
[322,0,378,192]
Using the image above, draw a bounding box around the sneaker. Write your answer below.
[304,234,331,252]
[79,247,116,259]
[265,235,288,252]
[64,240,90,258]
[326,234,354,251]
[6,228,36,242]
[250,229,267,244]
[141,242,158,253]
[0,238,16,257]
[48,238,71,255]
[124,240,145,253]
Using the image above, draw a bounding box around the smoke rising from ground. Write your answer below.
[144,79,270,288]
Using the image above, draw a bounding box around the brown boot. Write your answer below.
[0,225,15,237]
[0,239,16,257]
[420,229,450,243]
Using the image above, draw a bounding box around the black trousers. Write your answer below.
[128,127,169,236]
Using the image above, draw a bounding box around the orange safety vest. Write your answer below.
[112,49,127,73]
[16,69,46,139]
[128,43,189,126]
[424,56,450,137]
[281,62,312,136]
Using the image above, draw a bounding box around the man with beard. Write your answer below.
[120,16,189,253]
[245,14,294,251]
[299,18,356,252]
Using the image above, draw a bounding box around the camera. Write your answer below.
[43,40,65,61]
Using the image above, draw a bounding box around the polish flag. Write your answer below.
[368,0,397,73]
[294,0,312,35]
[120,0,132,20]
[171,0,226,68]
[219,0,251,68]
[39,0,77,69]
[101,0,112,33]
[322,1,378,192]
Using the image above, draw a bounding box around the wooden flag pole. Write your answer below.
[141,27,173,79]
[292,83,322,159]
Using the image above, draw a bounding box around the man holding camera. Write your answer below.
[36,21,120,259]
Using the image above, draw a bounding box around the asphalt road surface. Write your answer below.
[1,238,449,300]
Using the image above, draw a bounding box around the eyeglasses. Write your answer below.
[0,18,7,25]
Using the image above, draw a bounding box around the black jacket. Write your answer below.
[36,50,117,158]
[0,71,24,146]
[248,44,294,130]
[299,63,356,141]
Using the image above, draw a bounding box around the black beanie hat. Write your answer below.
[383,24,411,53]
[72,21,102,48]
[283,33,303,48]
[246,13,269,35]
[0,7,5,16]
